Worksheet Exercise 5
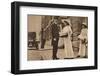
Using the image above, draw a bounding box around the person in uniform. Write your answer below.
[51,16,60,60]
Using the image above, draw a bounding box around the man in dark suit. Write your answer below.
[51,16,60,60]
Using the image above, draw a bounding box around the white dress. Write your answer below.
[61,26,74,58]
[78,28,88,57]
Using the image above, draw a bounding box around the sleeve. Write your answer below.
[78,30,83,39]
[69,26,72,35]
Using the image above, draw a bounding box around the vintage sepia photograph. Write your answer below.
[27,15,88,60]
[11,2,97,74]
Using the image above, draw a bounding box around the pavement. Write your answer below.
[27,39,87,61]
[27,48,79,61]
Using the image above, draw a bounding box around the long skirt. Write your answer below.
[63,37,74,58]
[78,40,87,57]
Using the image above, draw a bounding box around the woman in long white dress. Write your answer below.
[60,21,74,59]
[77,23,88,58]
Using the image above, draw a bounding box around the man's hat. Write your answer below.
[54,16,59,19]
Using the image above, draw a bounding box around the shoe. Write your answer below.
[53,58,59,60]
[76,55,80,58]
[82,56,87,58]
[56,58,59,59]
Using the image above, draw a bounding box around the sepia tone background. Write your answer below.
[27,15,88,60]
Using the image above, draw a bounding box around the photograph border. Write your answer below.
[11,1,98,74]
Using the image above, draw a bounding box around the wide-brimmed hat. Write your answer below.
[64,21,69,25]
[82,22,88,28]
[61,19,71,26]
[82,22,87,26]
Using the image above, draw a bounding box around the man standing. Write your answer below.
[51,16,60,60]
[40,27,46,49]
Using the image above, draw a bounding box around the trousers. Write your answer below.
[52,38,59,59]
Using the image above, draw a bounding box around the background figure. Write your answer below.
[77,22,88,58]
[51,16,60,60]
[40,28,46,49]
[60,21,74,59]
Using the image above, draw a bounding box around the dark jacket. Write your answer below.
[51,23,59,39]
